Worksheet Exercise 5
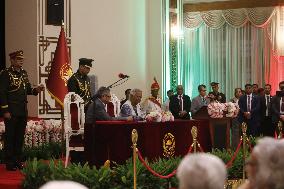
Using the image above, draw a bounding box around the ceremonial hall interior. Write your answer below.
[1,0,284,189]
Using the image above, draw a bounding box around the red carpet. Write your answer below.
[0,164,24,189]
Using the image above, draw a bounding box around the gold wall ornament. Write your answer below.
[163,133,175,157]
[60,62,73,86]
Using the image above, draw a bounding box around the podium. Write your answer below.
[192,106,231,149]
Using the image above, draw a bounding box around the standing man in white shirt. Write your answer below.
[238,84,260,136]
[260,84,274,136]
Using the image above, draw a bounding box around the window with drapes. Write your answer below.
[182,6,284,99]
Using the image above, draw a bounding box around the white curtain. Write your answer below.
[182,6,284,99]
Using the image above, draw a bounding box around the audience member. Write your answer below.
[210,82,226,103]
[239,137,284,189]
[169,85,191,119]
[39,181,88,189]
[190,84,210,115]
[260,84,274,136]
[238,84,260,136]
[85,87,132,122]
[120,88,145,120]
[162,89,174,112]
[177,153,227,189]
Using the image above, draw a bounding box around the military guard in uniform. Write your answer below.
[67,58,93,164]
[0,50,44,171]
[210,82,226,103]
[141,78,162,114]
[67,58,93,110]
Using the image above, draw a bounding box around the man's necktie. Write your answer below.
[266,96,270,116]
[202,97,206,105]
[247,95,251,112]
[179,95,183,111]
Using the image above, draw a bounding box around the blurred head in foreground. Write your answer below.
[177,153,227,189]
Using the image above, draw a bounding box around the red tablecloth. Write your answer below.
[84,120,211,167]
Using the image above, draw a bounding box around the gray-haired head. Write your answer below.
[130,88,142,96]
[251,137,284,189]
[39,181,88,189]
[177,153,227,189]
[94,86,110,99]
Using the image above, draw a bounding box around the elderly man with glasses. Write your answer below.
[85,86,133,122]
[190,84,210,116]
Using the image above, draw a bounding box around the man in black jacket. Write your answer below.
[272,81,284,131]
[0,50,44,171]
[169,85,191,119]
[260,84,274,136]
[67,58,93,111]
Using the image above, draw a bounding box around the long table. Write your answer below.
[84,120,211,167]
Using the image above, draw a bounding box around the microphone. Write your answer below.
[118,73,130,79]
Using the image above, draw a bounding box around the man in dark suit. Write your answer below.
[271,81,284,131]
[86,87,133,123]
[169,85,191,119]
[260,84,274,136]
[238,84,260,136]
[190,84,210,116]
[210,82,226,103]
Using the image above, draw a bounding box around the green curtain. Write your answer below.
[182,22,274,100]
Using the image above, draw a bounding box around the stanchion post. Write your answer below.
[278,121,283,139]
[132,129,138,189]
[241,122,247,180]
[191,126,198,153]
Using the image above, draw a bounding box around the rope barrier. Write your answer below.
[137,149,177,179]
[226,139,242,168]
[187,144,193,154]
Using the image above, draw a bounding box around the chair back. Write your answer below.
[64,92,85,132]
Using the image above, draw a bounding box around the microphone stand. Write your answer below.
[107,77,129,89]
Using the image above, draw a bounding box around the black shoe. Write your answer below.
[6,164,17,171]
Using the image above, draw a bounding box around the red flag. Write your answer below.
[46,27,73,107]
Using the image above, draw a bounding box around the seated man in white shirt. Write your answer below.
[120,88,145,121]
